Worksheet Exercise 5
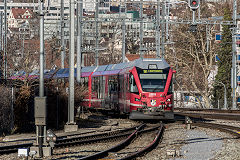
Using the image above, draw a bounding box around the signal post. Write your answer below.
[30,0,52,157]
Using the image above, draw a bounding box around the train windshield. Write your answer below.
[138,68,169,92]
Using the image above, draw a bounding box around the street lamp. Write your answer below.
[215,81,227,110]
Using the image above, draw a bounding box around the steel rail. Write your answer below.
[0,125,139,155]
[192,122,240,138]
[54,124,161,160]
[175,112,240,121]
[55,125,139,146]
[77,123,146,160]
[175,108,240,114]
[0,142,32,154]
[119,124,164,160]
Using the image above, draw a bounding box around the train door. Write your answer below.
[118,74,124,113]
[129,73,140,111]
[126,74,131,113]
[123,73,130,113]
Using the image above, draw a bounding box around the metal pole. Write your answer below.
[166,3,169,41]
[77,0,82,83]
[22,33,25,58]
[198,0,200,20]
[0,12,2,51]
[192,10,195,24]
[232,0,237,110]
[121,0,126,62]
[0,11,2,78]
[11,87,14,130]
[60,0,65,68]
[139,0,143,58]
[161,1,166,58]
[37,0,45,157]
[223,83,227,110]
[206,25,209,52]
[95,0,99,66]
[39,0,44,98]
[217,81,227,110]
[4,0,7,79]
[68,0,75,124]
[156,0,160,58]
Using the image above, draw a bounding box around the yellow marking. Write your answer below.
[143,69,163,73]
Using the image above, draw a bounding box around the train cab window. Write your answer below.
[130,74,139,93]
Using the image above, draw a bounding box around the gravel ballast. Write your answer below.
[1,121,240,159]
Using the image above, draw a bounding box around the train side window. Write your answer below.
[130,74,138,93]
[109,76,118,92]
[85,77,88,87]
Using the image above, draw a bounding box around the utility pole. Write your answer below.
[77,0,83,83]
[64,0,78,132]
[60,0,65,68]
[95,0,99,66]
[0,12,2,79]
[156,0,160,58]
[206,25,210,53]
[166,2,170,41]
[0,12,2,51]
[161,1,166,58]
[22,33,25,58]
[139,0,143,58]
[39,0,46,151]
[30,0,51,157]
[232,0,237,110]
[4,0,7,79]
[121,0,126,62]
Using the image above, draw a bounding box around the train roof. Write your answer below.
[81,66,97,72]
[10,58,170,80]
[82,58,169,72]
[82,58,170,77]
[133,58,170,69]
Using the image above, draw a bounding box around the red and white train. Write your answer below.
[80,58,175,120]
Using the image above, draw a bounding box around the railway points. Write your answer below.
[0,0,240,159]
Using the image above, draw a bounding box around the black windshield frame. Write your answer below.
[137,67,170,93]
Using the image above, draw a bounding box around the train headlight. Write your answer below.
[166,99,171,102]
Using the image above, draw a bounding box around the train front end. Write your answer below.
[129,59,175,120]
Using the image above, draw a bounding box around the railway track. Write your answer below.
[175,108,240,114]
[175,108,240,121]
[53,123,164,160]
[175,110,240,137]
[192,122,240,138]
[0,125,139,155]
